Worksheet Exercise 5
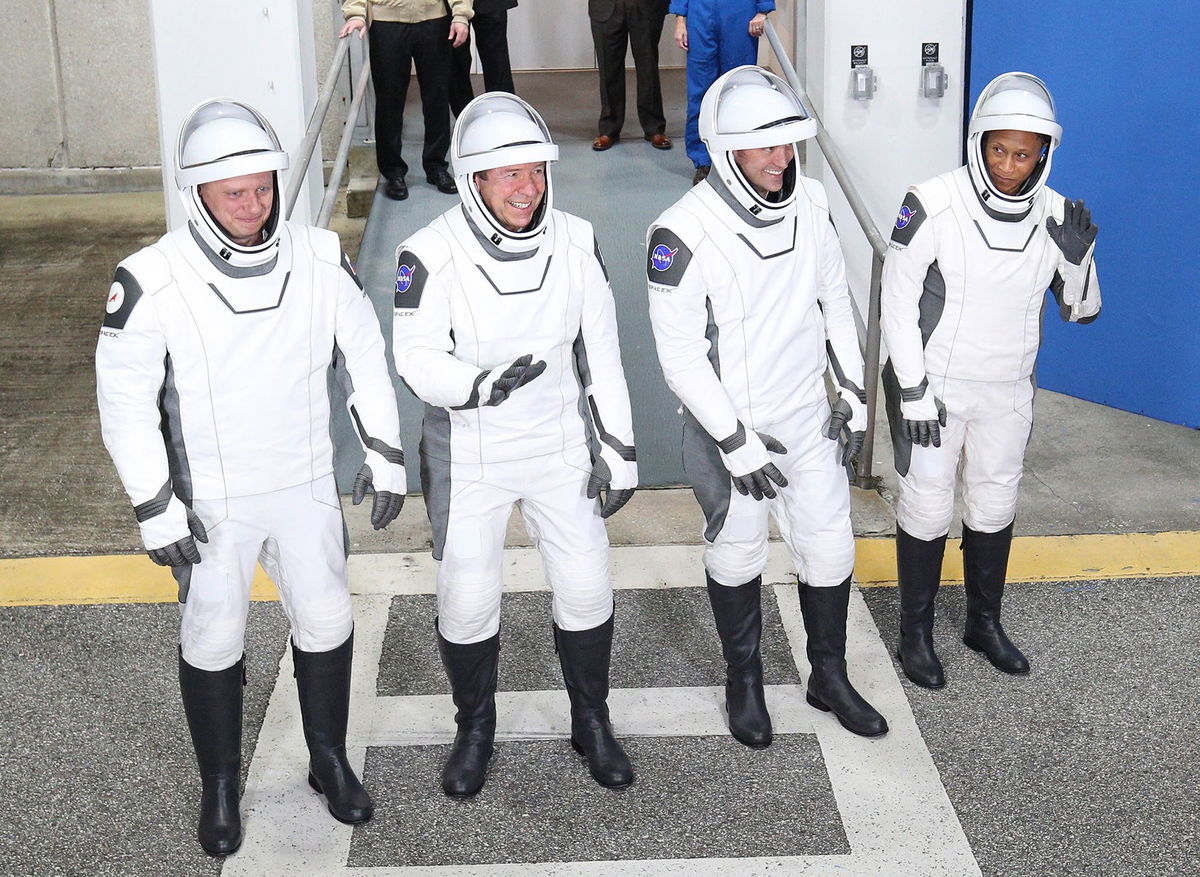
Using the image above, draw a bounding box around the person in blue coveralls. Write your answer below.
[671,0,775,184]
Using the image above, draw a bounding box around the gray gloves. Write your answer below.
[586,457,636,518]
[825,395,867,466]
[718,427,789,501]
[148,507,208,567]
[1046,198,1098,265]
[480,354,547,406]
[352,463,405,530]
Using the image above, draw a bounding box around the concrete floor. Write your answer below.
[1,68,1198,876]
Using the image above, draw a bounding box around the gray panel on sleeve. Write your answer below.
[890,192,927,247]
[102,267,144,330]
[646,227,693,287]
[918,260,946,347]
[160,354,193,505]
[394,250,430,309]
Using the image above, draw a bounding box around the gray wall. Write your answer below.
[0,0,348,193]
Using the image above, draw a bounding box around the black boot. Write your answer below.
[705,573,772,748]
[179,652,243,857]
[961,521,1030,674]
[896,527,948,689]
[798,578,888,738]
[293,632,374,824]
[555,615,634,788]
[438,630,499,798]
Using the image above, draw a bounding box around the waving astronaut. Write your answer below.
[391,92,639,798]
[95,98,404,856]
[646,66,888,748]
[881,72,1101,690]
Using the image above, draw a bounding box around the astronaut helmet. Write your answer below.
[175,98,289,267]
[699,65,817,221]
[451,92,560,255]
[966,72,1062,216]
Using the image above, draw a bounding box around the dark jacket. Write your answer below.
[588,0,669,23]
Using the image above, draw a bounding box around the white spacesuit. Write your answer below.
[646,66,887,744]
[392,92,638,797]
[96,99,403,854]
[881,72,1101,688]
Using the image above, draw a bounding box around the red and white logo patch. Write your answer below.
[105,282,125,314]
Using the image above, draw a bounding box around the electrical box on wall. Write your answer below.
[803,0,967,322]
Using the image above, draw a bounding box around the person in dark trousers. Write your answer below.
[340,0,473,200]
[449,0,517,116]
[589,0,673,152]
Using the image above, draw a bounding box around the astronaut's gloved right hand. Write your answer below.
[900,394,947,448]
[352,449,407,530]
[718,424,788,501]
[479,354,548,406]
[140,496,208,567]
[1046,198,1098,266]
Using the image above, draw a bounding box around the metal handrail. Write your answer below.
[318,58,372,227]
[285,34,354,224]
[763,20,886,487]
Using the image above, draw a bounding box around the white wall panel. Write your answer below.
[148,0,322,228]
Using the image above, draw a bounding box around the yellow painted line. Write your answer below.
[1,531,1198,606]
[0,555,279,606]
[855,530,1200,587]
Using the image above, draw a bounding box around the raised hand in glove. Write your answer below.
[147,506,208,567]
[718,425,788,501]
[1046,198,1098,265]
[900,393,947,448]
[586,457,636,519]
[825,392,868,466]
[480,354,547,407]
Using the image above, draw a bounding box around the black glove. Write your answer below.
[1046,198,1098,265]
[901,397,947,448]
[824,396,867,466]
[352,463,405,529]
[482,354,548,406]
[148,507,208,567]
[586,457,636,519]
[730,432,789,501]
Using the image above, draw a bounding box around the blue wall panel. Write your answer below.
[970,0,1199,427]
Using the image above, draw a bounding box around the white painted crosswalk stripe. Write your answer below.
[226,546,981,876]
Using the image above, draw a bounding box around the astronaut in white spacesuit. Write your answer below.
[96,99,405,856]
[881,72,1100,689]
[391,92,639,797]
[646,66,888,744]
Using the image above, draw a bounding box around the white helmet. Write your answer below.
[175,98,289,267]
[699,66,817,221]
[966,72,1061,217]
[451,92,559,255]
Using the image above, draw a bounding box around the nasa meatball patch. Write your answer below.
[889,192,926,247]
[393,250,429,309]
[646,227,692,287]
[102,267,144,330]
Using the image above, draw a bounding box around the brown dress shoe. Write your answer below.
[646,133,672,150]
[592,135,617,151]
[691,165,711,186]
